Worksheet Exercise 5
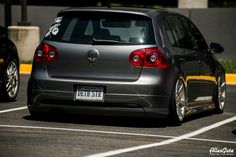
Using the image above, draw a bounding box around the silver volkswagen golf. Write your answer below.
[27,7,226,125]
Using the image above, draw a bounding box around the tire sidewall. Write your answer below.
[1,58,20,101]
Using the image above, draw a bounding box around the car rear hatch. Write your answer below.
[42,11,156,81]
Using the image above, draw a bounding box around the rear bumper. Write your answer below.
[28,89,170,118]
[28,67,176,118]
[28,103,169,119]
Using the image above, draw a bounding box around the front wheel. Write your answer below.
[214,74,226,113]
[169,78,187,125]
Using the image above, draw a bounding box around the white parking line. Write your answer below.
[86,116,236,157]
[0,106,235,155]
[0,122,235,145]
[0,106,27,114]
[188,137,236,144]
[0,124,174,138]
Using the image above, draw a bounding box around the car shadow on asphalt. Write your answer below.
[23,110,217,128]
[23,113,168,128]
[0,99,17,103]
[183,110,215,123]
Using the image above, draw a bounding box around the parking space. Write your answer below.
[0,75,235,157]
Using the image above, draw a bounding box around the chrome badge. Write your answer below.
[88,49,99,63]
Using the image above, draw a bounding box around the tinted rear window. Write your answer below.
[44,12,155,45]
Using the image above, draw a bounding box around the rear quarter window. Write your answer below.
[44,12,155,45]
[163,15,208,51]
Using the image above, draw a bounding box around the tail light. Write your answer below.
[34,43,58,63]
[129,47,169,68]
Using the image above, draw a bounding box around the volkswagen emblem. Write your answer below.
[88,49,99,63]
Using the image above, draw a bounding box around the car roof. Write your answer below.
[58,7,170,17]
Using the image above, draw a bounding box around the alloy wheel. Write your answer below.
[175,79,186,122]
[5,60,19,98]
[218,76,226,111]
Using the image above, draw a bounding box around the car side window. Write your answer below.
[162,18,176,46]
[163,15,193,50]
[163,15,208,52]
[179,16,208,51]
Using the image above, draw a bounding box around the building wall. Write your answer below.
[0,5,235,59]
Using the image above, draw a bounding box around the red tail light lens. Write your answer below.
[34,43,58,63]
[129,49,145,67]
[129,48,169,68]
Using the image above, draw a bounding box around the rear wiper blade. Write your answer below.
[92,38,132,45]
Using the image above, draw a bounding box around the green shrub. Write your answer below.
[219,60,236,73]
[20,60,33,64]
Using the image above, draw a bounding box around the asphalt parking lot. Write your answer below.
[0,74,235,157]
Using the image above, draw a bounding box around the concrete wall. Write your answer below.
[0,5,235,59]
[178,0,208,8]
[0,5,65,39]
[9,5,66,40]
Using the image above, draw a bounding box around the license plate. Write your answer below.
[75,86,104,102]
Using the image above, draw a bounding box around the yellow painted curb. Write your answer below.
[19,64,236,85]
[20,64,32,74]
[226,73,236,85]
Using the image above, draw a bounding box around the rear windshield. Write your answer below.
[44,12,155,45]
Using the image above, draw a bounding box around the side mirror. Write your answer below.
[0,26,7,39]
[210,42,224,54]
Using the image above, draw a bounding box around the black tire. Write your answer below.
[168,78,187,126]
[0,58,19,101]
[214,74,226,113]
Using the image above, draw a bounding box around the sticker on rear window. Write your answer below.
[45,16,63,37]
[55,16,62,23]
